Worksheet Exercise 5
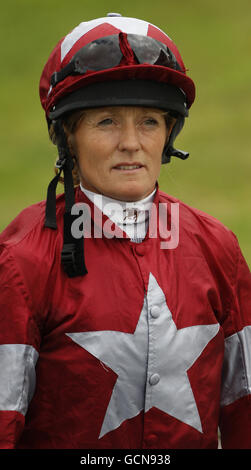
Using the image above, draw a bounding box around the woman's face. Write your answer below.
[71,106,173,201]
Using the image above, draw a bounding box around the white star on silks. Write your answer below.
[66,273,219,439]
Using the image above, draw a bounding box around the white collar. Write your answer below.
[80,184,156,240]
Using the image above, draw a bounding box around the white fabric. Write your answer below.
[67,273,220,438]
[80,184,156,241]
[0,344,39,415]
[61,17,150,61]
[221,326,251,406]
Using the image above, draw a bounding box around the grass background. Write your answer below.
[1,0,250,266]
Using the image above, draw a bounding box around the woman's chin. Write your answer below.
[105,184,155,202]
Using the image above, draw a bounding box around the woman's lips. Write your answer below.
[112,163,144,172]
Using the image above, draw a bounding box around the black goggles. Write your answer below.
[51,33,182,88]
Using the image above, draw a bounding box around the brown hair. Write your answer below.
[49,109,86,186]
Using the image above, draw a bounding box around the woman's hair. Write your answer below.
[49,109,86,185]
[49,109,176,186]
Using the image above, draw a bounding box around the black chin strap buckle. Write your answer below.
[171,147,189,160]
[55,158,66,169]
[61,242,87,278]
[61,213,88,278]
[61,243,78,276]
[61,243,88,278]
[162,145,189,164]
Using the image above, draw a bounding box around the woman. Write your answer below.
[0,14,250,449]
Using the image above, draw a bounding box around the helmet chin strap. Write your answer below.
[44,119,88,278]
[162,116,189,164]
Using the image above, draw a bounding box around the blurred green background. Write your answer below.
[1,0,250,266]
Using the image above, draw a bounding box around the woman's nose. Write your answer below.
[117,121,141,153]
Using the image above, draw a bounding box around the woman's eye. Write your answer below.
[143,118,158,126]
[98,118,114,126]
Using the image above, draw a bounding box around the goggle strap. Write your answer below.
[50,34,182,90]
[51,61,75,88]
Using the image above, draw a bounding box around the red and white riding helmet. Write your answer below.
[39,13,195,122]
[42,14,196,277]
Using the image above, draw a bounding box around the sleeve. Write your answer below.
[219,237,251,449]
[0,246,41,449]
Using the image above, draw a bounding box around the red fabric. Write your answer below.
[119,33,136,66]
[62,23,122,66]
[147,24,186,71]
[39,19,195,117]
[0,412,24,449]
[220,395,251,449]
[0,188,250,449]
[42,64,195,119]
